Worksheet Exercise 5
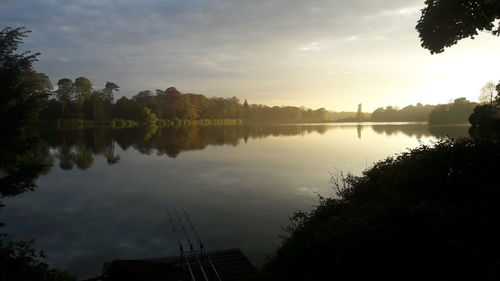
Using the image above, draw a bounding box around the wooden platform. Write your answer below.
[97,248,259,281]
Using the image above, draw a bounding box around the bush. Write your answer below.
[0,234,75,281]
[469,105,500,140]
[263,138,500,280]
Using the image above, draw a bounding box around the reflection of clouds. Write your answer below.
[1,124,470,278]
[63,207,78,213]
[370,124,469,139]
[293,186,319,196]
[197,169,242,186]
[118,241,137,249]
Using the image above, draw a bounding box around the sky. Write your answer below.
[2,0,500,112]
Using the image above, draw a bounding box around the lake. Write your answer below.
[0,123,469,278]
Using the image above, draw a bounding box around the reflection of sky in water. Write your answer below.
[1,124,468,278]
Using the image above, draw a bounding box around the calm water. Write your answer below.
[1,123,469,278]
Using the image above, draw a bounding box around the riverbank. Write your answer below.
[45,118,244,129]
[261,137,500,280]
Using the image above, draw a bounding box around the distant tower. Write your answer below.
[356,103,364,121]
[243,99,249,118]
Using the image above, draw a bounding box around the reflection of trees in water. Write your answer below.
[36,125,334,166]
[0,122,473,212]
[14,124,472,173]
[0,129,53,199]
[371,124,469,139]
[371,124,431,139]
[127,124,333,158]
[428,126,472,140]
[43,129,121,170]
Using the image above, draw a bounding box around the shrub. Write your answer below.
[263,138,500,280]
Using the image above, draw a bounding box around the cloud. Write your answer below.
[7,0,493,111]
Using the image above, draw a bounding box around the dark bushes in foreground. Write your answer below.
[263,138,500,280]
[0,234,75,281]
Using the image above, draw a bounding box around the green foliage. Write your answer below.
[417,0,500,54]
[54,118,138,129]
[428,97,477,124]
[0,27,52,131]
[110,118,139,129]
[74,77,93,112]
[42,85,334,123]
[263,138,500,280]
[142,107,158,124]
[83,91,107,120]
[55,78,75,118]
[0,234,75,281]
[113,96,144,121]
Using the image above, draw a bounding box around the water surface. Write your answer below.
[1,123,469,278]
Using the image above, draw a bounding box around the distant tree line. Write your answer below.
[428,98,477,125]
[38,76,487,125]
[41,124,469,167]
[39,79,332,123]
[371,103,436,122]
[364,99,478,125]
[469,80,500,139]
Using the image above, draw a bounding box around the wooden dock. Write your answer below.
[93,248,259,281]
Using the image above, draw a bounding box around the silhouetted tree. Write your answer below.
[243,99,250,118]
[74,77,92,101]
[479,81,497,105]
[113,96,143,120]
[56,78,74,118]
[74,76,92,116]
[0,27,74,280]
[428,98,477,124]
[84,91,107,120]
[372,104,436,122]
[0,27,52,131]
[496,82,500,103]
[103,81,119,104]
[263,139,500,280]
[416,0,500,54]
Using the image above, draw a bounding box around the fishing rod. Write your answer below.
[168,209,196,281]
[175,208,209,281]
[182,207,204,251]
[182,207,223,281]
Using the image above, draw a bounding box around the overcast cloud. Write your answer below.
[2,0,499,110]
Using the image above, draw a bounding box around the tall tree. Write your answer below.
[177,95,194,119]
[242,99,250,119]
[56,78,74,118]
[103,81,119,104]
[479,81,497,105]
[74,77,92,102]
[84,91,107,120]
[416,0,500,54]
[154,90,168,119]
[0,27,52,131]
[428,97,477,124]
[495,81,500,104]
[72,76,92,118]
